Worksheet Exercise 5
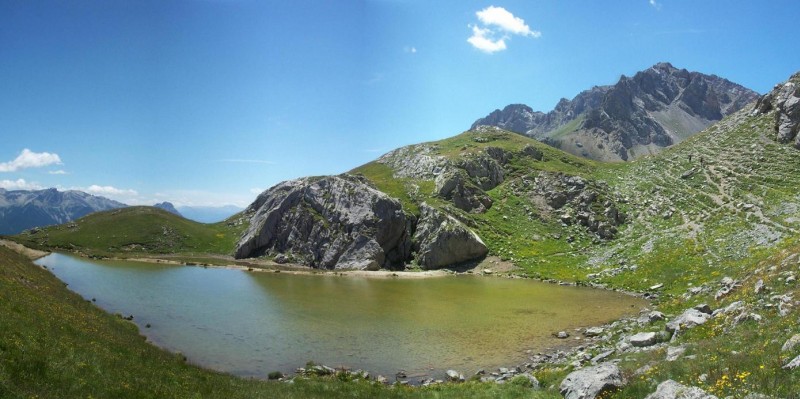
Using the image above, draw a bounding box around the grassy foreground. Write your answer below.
[0,245,555,399]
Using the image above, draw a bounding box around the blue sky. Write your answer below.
[1,0,798,207]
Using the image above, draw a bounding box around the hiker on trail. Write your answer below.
[700,156,705,167]
[688,154,693,163]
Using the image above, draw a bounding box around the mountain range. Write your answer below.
[0,188,125,235]
[471,62,759,161]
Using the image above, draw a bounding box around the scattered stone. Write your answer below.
[783,354,800,370]
[644,379,718,399]
[665,346,686,362]
[591,350,614,365]
[680,169,697,179]
[559,363,625,399]
[584,327,604,337]
[648,311,666,322]
[274,254,289,264]
[556,331,570,339]
[782,334,800,353]
[445,369,464,382]
[649,283,664,290]
[666,309,710,333]
[629,332,659,347]
[754,279,764,294]
[693,304,712,314]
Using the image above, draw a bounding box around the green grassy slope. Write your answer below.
[8,206,247,259]
[0,245,555,399]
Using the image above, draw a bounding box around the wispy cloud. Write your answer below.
[86,185,138,197]
[649,0,662,10]
[467,6,540,54]
[0,149,62,172]
[217,159,275,165]
[249,187,265,195]
[48,169,68,175]
[0,178,43,190]
[404,46,417,54]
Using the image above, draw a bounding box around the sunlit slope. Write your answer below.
[9,206,248,257]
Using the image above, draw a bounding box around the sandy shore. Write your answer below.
[0,239,50,260]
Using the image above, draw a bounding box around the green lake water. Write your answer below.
[36,253,646,379]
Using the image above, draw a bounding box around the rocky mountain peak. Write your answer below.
[471,63,759,161]
[154,201,182,217]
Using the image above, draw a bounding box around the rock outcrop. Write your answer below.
[472,62,758,161]
[234,174,413,270]
[523,172,625,239]
[236,175,488,270]
[753,71,800,148]
[434,147,508,213]
[413,204,488,269]
[559,363,626,399]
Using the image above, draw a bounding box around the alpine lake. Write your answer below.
[37,253,647,381]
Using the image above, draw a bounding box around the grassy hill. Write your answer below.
[8,206,248,260]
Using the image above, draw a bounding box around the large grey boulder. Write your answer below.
[413,203,488,269]
[629,332,659,347]
[559,363,625,399]
[644,380,717,399]
[234,174,412,270]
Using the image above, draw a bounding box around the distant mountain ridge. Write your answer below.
[0,188,126,235]
[154,202,182,217]
[471,62,759,161]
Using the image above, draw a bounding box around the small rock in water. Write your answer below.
[446,369,464,382]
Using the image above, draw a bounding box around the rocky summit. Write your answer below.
[471,62,758,161]
[753,71,800,147]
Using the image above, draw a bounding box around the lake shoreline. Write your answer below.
[23,245,649,387]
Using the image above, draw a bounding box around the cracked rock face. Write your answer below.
[234,174,413,270]
[412,203,488,270]
[754,71,800,148]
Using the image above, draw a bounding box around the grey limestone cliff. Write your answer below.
[753,71,800,148]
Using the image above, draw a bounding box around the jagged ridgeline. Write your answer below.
[472,62,759,162]
[236,129,626,271]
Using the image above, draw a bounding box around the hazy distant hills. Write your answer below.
[0,188,126,235]
[176,205,243,223]
[471,62,759,161]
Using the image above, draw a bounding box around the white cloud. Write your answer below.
[86,185,138,197]
[0,178,43,190]
[476,6,540,37]
[0,149,62,172]
[48,170,68,175]
[404,46,417,54]
[467,6,540,53]
[467,25,507,53]
[649,0,662,10]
